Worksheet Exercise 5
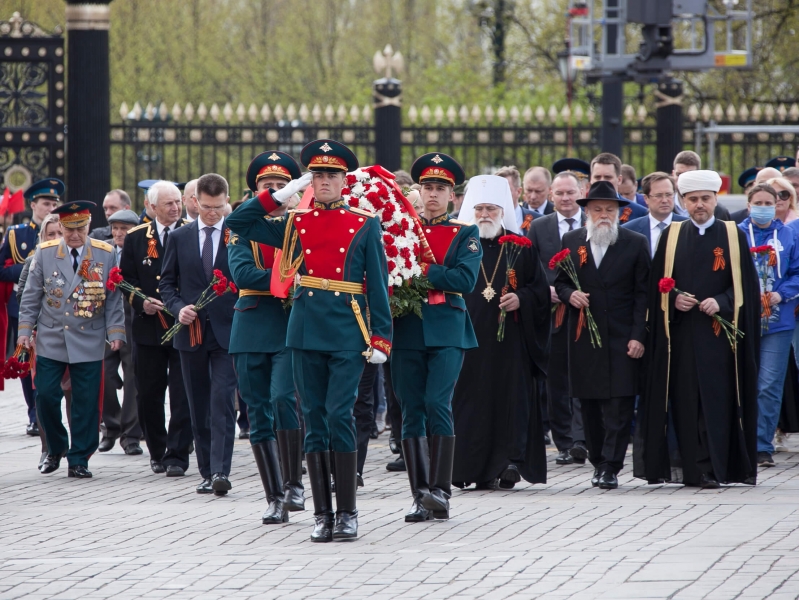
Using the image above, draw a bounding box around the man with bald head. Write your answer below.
[755,167,783,184]
[523,167,554,216]
[183,179,199,222]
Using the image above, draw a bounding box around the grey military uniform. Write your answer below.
[19,238,126,360]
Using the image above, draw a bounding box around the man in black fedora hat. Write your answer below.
[554,180,650,490]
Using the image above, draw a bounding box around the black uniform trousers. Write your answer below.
[354,362,378,475]
[580,396,635,475]
[133,341,193,470]
[179,324,237,478]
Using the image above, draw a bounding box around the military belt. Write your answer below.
[299,276,364,295]
[239,289,273,297]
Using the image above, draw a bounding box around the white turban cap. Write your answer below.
[678,169,722,195]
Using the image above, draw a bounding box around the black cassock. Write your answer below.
[452,235,551,486]
[633,220,760,486]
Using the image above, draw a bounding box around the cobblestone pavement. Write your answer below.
[0,385,798,600]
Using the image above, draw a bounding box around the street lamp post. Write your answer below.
[557,41,575,155]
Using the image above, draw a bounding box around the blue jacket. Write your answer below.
[741,218,799,335]
[622,214,688,257]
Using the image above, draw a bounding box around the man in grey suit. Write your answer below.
[622,172,687,257]
[18,201,126,478]
[527,172,588,466]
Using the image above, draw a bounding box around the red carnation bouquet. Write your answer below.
[658,277,744,349]
[750,245,777,332]
[549,249,601,348]
[3,344,31,380]
[161,269,237,346]
[107,266,174,324]
[497,234,532,341]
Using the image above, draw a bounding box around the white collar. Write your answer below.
[155,219,177,235]
[69,245,84,257]
[197,216,224,231]
[690,215,715,232]
[649,213,673,228]
[557,210,580,223]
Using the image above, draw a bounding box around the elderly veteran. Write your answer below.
[18,201,126,478]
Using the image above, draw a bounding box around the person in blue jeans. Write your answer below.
[740,183,799,467]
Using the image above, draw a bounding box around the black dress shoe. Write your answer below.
[26,422,39,436]
[570,444,588,464]
[498,464,521,489]
[196,478,214,494]
[238,429,250,440]
[312,514,334,542]
[124,443,143,456]
[591,469,601,487]
[98,437,115,452]
[150,460,166,474]
[40,453,64,474]
[212,473,232,495]
[188,441,194,454]
[386,456,406,472]
[555,450,574,465]
[68,465,93,478]
[165,465,185,477]
[357,474,364,488]
[699,473,720,489]
[598,471,618,490]
[544,433,552,445]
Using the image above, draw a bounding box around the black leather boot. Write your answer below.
[252,441,288,524]
[277,429,305,512]
[306,451,334,542]
[423,435,455,519]
[332,451,358,540]
[402,437,432,522]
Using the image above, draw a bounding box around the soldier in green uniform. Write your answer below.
[226,139,392,543]
[229,150,305,525]
[392,153,481,522]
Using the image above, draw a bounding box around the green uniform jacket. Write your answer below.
[393,215,482,350]
[228,234,289,354]
[225,193,392,356]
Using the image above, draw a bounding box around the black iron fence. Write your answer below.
[109,100,799,212]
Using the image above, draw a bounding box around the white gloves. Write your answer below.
[273,172,312,204]
[368,349,388,364]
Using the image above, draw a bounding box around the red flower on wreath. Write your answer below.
[385,245,399,258]
[387,260,397,272]
[383,234,394,245]
[399,247,411,259]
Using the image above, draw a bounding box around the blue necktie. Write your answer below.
[202,226,215,281]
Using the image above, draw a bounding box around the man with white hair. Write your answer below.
[555,181,650,490]
[451,175,551,490]
[120,180,193,477]
[183,179,199,221]
[635,170,760,489]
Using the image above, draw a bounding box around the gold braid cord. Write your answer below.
[279,214,303,282]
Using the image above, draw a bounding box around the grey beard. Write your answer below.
[478,220,503,239]
[586,219,619,246]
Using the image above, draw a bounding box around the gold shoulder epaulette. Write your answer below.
[349,207,377,218]
[288,209,311,214]
[449,219,471,226]
[127,222,150,234]
[39,239,60,249]
[90,238,114,252]
[182,218,190,224]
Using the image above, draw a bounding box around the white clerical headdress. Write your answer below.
[678,169,722,195]
[459,175,520,233]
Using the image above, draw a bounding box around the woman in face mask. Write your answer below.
[740,183,799,468]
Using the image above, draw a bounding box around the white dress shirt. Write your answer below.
[673,192,688,216]
[557,211,581,240]
[691,215,715,236]
[585,230,608,267]
[155,219,177,246]
[649,213,673,257]
[197,216,224,262]
[514,205,524,227]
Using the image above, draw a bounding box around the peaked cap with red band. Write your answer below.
[300,139,359,173]
[52,200,96,228]
[246,150,302,192]
[411,152,465,186]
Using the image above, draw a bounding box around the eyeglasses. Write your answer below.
[646,193,673,201]
[776,190,793,202]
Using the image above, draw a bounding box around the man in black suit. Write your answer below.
[523,167,555,216]
[119,181,193,476]
[555,181,650,490]
[527,171,588,466]
[160,173,238,496]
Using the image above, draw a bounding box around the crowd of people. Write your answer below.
[2,140,799,543]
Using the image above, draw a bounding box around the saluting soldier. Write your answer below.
[392,153,481,523]
[226,139,392,543]
[0,178,63,436]
[18,201,126,478]
[229,150,306,525]
[119,181,193,477]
